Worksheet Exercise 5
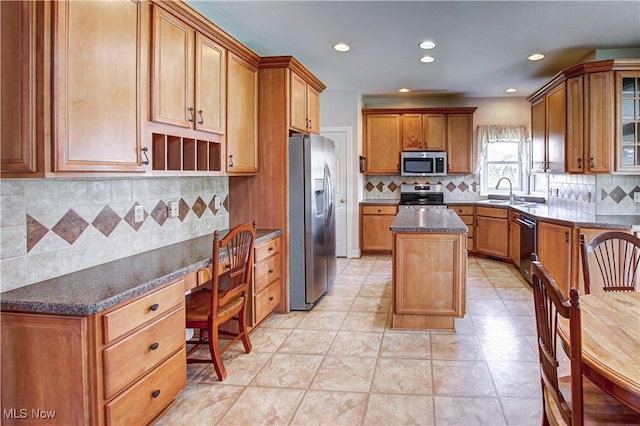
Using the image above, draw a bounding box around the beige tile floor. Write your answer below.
[156,256,543,425]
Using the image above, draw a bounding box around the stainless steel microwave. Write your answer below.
[400,151,447,176]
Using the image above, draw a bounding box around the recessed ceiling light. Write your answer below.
[333,43,350,52]
[528,53,545,61]
[419,55,435,63]
[399,88,410,93]
[419,40,436,50]
[505,88,517,93]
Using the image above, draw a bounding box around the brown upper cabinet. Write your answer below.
[402,113,445,151]
[226,53,258,175]
[152,6,225,135]
[529,59,640,175]
[1,0,148,176]
[362,108,476,175]
[290,71,321,134]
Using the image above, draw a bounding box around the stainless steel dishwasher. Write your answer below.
[517,213,537,283]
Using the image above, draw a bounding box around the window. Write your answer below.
[476,125,530,195]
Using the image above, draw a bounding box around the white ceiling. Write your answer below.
[186,1,640,98]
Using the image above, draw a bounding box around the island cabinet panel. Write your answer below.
[392,232,466,330]
[475,207,509,259]
[1,314,93,425]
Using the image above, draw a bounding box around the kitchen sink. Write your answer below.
[487,200,508,204]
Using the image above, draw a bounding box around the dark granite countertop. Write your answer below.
[390,208,468,233]
[365,198,639,231]
[0,229,281,316]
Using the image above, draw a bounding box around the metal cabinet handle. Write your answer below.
[150,342,159,350]
[577,158,582,169]
[141,147,150,165]
[229,154,234,167]
[188,107,194,123]
[590,157,595,168]
[150,303,159,311]
[198,109,204,125]
[565,232,569,243]
[152,389,161,398]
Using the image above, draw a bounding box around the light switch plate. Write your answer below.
[634,192,640,203]
[134,205,144,223]
[168,201,179,217]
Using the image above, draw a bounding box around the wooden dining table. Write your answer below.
[558,292,640,413]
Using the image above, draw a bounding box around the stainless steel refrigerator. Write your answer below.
[289,134,337,310]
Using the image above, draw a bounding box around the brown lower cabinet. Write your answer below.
[0,279,187,426]
[537,221,572,295]
[251,235,282,326]
[448,205,475,251]
[475,206,509,259]
[360,204,398,254]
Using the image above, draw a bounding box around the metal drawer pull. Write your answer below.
[269,296,274,301]
[268,269,274,274]
[150,342,159,351]
[268,247,274,252]
[152,389,161,398]
[149,303,159,312]
[198,109,204,125]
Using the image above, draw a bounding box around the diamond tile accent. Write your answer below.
[209,195,219,215]
[151,201,168,226]
[192,197,207,218]
[457,182,468,192]
[375,182,384,192]
[26,214,49,253]
[178,198,190,222]
[92,205,122,237]
[365,182,375,192]
[601,188,608,201]
[446,182,457,192]
[223,195,229,211]
[387,182,398,192]
[123,203,147,231]
[52,209,89,244]
[608,185,626,204]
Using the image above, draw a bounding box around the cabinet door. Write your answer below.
[364,114,401,174]
[361,214,395,252]
[195,33,225,134]
[586,71,613,173]
[306,85,320,134]
[402,114,422,150]
[566,76,585,173]
[290,71,307,133]
[54,0,145,172]
[546,83,566,173]
[152,6,194,129]
[538,221,572,296]
[423,114,446,150]
[0,1,38,174]
[227,53,258,174]
[475,215,509,258]
[531,97,546,173]
[446,113,473,174]
[616,71,640,172]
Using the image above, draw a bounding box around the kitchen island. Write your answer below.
[390,208,468,330]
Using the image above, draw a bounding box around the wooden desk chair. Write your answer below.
[531,257,640,425]
[580,231,640,294]
[185,222,256,381]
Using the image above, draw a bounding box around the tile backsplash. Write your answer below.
[364,174,483,203]
[0,177,229,292]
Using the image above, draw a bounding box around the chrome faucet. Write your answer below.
[495,177,514,203]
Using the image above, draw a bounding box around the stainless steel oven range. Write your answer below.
[399,184,446,210]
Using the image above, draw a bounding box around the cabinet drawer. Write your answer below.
[362,205,397,215]
[449,205,474,216]
[476,206,508,219]
[467,226,474,238]
[254,278,281,325]
[103,306,185,399]
[105,349,186,426]
[460,215,474,226]
[255,253,281,294]
[103,279,184,344]
[255,236,281,263]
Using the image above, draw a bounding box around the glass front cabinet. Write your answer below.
[617,71,640,172]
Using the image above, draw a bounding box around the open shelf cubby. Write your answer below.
[151,133,223,173]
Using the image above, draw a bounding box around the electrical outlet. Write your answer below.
[134,205,144,223]
[168,201,179,218]
[634,192,640,203]
[214,196,222,210]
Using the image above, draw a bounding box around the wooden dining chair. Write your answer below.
[185,222,256,381]
[531,257,640,425]
[579,231,640,294]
